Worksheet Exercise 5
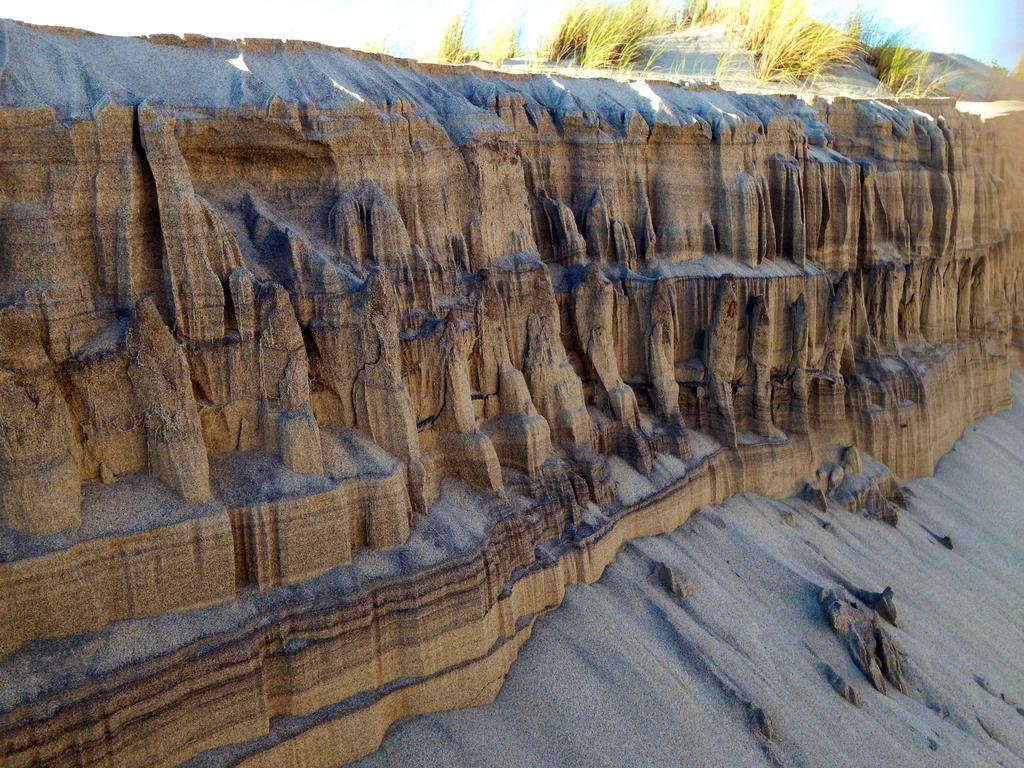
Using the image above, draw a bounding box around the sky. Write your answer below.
[3,0,1022,69]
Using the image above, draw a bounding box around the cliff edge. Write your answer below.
[0,19,1022,768]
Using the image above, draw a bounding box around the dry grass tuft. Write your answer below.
[480,23,519,66]
[361,36,390,55]
[681,0,721,25]
[846,10,938,96]
[543,0,681,70]
[438,10,479,64]
[484,0,944,93]
[872,45,938,96]
[676,0,938,91]
[715,0,858,82]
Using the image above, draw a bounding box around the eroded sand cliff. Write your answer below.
[0,19,1022,767]
[353,375,1024,768]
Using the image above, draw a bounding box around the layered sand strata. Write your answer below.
[0,19,1022,767]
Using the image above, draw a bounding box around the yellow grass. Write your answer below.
[438,10,479,64]
[448,0,946,94]
[543,0,682,70]
[480,23,519,66]
[681,0,719,26]
[845,9,938,96]
[361,36,390,55]
[715,0,858,81]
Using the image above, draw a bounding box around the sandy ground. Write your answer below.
[353,374,1024,768]
[5,18,1022,126]
[957,101,1024,122]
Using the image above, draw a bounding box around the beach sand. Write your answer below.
[354,374,1024,768]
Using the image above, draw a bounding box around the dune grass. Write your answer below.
[361,36,390,55]
[871,45,937,96]
[987,59,1009,77]
[845,9,937,96]
[712,0,859,82]
[434,0,943,96]
[540,0,857,81]
[438,10,479,64]
[479,23,519,66]
[1015,56,1024,81]
[680,0,718,26]
[677,0,939,92]
[543,0,682,70]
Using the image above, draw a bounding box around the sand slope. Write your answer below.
[355,376,1024,768]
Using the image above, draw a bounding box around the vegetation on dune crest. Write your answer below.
[679,0,940,93]
[480,23,519,66]
[987,59,1009,77]
[716,0,858,81]
[680,0,717,26]
[686,0,927,89]
[1015,55,1024,81]
[871,44,938,96]
[438,10,479,64]
[361,36,390,55]
[432,0,947,96]
[543,0,682,70]
[535,0,920,88]
[845,9,937,96]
